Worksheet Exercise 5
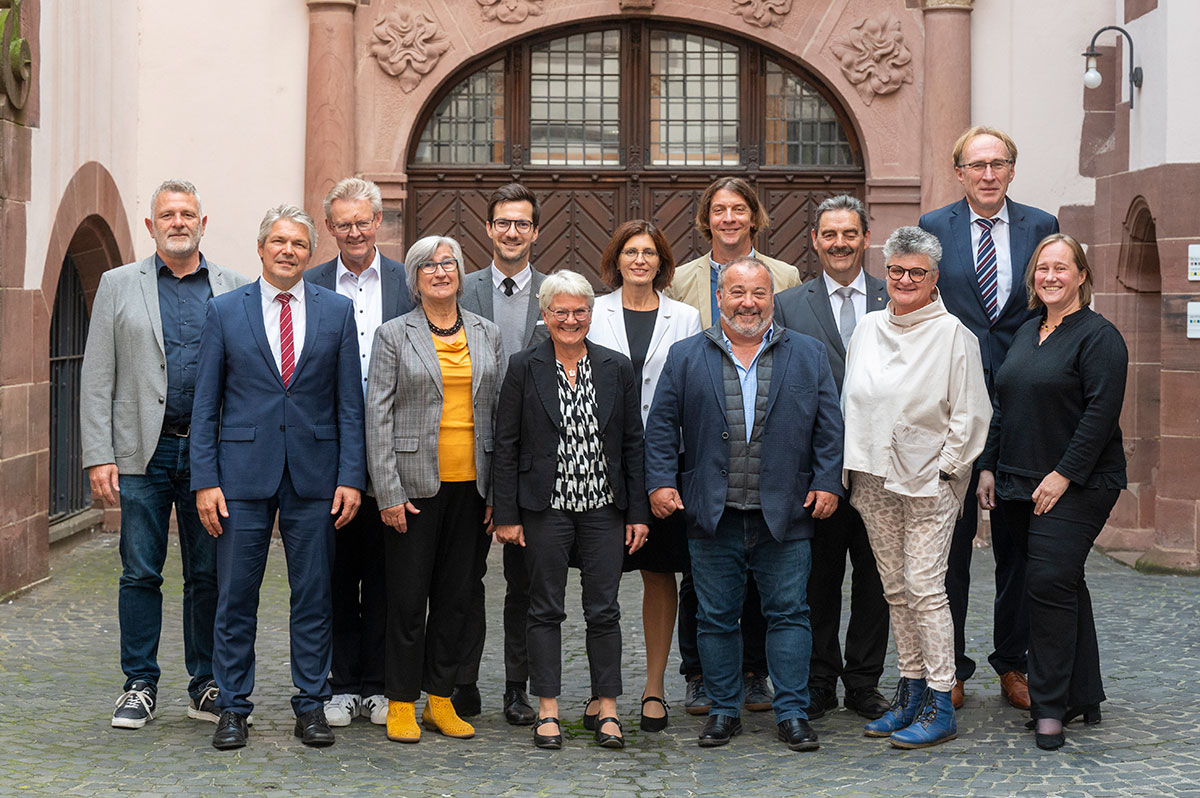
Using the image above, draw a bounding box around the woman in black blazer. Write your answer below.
[493,270,651,750]
[977,234,1127,751]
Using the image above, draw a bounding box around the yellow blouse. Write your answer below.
[434,331,476,482]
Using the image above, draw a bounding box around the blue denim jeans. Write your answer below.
[688,508,813,722]
[117,434,217,699]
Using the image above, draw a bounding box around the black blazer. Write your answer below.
[492,338,650,527]
[304,252,413,323]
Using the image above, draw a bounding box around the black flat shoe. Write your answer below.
[640,696,669,732]
[581,696,600,731]
[1036,731,1065,750]
[697,714,742,747]
[594,716,625,749]
[533,716,562,750]
[777,717,820,752]
[212,710,249,750]
[844,686,891,720]
[294,707,335,747]
[1064,704,1102,725]
[806,686,839,720]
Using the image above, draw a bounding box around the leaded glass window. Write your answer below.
[764,61,853,167]
[529,30,621,166]
[414,61,505,164]
[649,33,740,166]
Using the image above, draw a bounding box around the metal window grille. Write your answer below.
[649,32,740,167]
[529,30,622,166]
[414,61,506,164]
[764,61,853,167]
[49,256,91,521]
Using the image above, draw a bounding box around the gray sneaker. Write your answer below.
[743,672,774,712]
[684,675,711,716]
[112,681,156,729]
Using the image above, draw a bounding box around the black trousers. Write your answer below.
[454,531,496,686]
[678,570,769,678]
[329,495,388,697]
[1002,486,1118,721]
[946,469,1029,681]
[807,501,889,693]
[456,539,530,686]
[384,481,489,702]
[524,504,624,698]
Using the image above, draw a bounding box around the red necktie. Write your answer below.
[277,293,295,386]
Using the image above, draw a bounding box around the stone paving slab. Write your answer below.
[1,533,1198,797]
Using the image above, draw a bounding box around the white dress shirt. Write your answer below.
[822,268,868,322]
[968,203,1013,312]
[490,262,532,292]
[259,276,306,377]
[336,251,382,395]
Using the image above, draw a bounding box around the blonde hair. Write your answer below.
[1025,233,1093,310]
[952,125,1019,168]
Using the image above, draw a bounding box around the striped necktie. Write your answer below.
[277,292,295,386]
[975,217,999,322]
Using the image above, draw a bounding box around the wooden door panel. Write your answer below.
[411,186,496,272]
[647,186,706,265]
[532,186,619,289]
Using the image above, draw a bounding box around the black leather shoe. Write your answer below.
[532,716,562,750]
[697,714,742,747]
[1064,704,1102,725]
[294,708,335,747]
[845,686,892,720]
[212,710,249,750]
[504,686,537,726]
[581,696,600,731]
[451,683,482,718]
[594,716,625,749]
[806,686,839,720]
[777,717,820,751]
[1036,730,1065,750]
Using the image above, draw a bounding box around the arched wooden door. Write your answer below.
[406,21,865,289]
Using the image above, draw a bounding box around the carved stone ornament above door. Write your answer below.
[829,12,914,106]
[0,0,32,112]
[731,0,793,29]
[476,0,545,23]
[369,6,452,93]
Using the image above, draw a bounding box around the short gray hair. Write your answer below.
[257,205,317,249]
[717,256,774,294]
[538,270,595,312]
[323,177,383,219]
[404,235,466,305]
[151,179,202,215]
[815,194,868,232]
[882,226,942,271]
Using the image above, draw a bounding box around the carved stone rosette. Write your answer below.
[830,12,914,106]
[476,0,545,23]
[731,0,793,29]
[0,0,32,112]
[370,6,452,93]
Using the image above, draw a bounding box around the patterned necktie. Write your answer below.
[835,286,856,348]
[501,277,516,297]
[277,292,295,386]
[975,217,1000,323]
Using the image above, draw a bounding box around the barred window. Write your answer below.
[649,33,740,166]
[529,30,622,166]
[413,61,505,164]
[765,61,853,167]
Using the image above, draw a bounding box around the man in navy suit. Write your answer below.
[304,178,411,729]
[191,205,366,750]
[918,125,1059,711]
[774,195,891,722]
[645,257,844,752]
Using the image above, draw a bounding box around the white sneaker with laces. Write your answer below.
[324,693,360,727]
[361,694,388,725]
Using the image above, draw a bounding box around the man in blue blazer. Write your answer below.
[645,257,844,752]
[919,125,1059,712]
[304,178,412,729]
[191,205,366,750]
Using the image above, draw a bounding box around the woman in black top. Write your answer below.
[976,233,1127,751]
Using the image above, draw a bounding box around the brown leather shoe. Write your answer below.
[951,678,965,710]
[999,671,1031,710]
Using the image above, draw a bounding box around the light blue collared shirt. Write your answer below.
[721,325,773,442]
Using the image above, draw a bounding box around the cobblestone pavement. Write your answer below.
[1,532,1198,797]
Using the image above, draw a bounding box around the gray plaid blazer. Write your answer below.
[365,306,504,508]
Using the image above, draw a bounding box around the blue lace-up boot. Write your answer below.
[863,677,926,738]
[889,687,957,749]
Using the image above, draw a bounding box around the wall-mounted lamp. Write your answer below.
[1082,25,1143,108]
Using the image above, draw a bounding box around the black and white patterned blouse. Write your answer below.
[551,355,614,512]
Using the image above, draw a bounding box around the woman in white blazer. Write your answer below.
[586,220,701,733]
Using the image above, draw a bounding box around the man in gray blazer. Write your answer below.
[80,179,251,730]
[774,195,891,722]
[304,177,412,728]
[453,183,548,725]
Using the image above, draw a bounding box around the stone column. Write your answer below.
[305,0,358,265]
[920,0,973,211]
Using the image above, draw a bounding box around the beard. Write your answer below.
[156,229,202,258]
[720,308,772,338]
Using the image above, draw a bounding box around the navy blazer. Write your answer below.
[304,252,413,322]
[643,324,844,542]
[190,280,367,500]
[919,197,1058,393]
[774,271,888,393]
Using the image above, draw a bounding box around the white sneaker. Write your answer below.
[361,694,388,725]
[324,693,360,727]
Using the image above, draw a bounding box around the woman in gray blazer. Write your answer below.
[365,235,504,745]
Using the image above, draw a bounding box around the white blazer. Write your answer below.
[588,288,702,427]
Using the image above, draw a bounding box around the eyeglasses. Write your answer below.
[887,265,931,282]
[331,219,376,235]
[417,258,459,274]
[956,159,1013,175]
[621,248,659,261]
[490,218,534,234]
[547,307,592,322]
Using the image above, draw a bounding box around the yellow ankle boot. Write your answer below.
[423,695,475,739]
[386,700,420,743]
